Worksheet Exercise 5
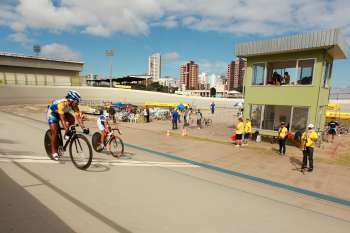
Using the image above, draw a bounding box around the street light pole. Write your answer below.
[105,49,114,88]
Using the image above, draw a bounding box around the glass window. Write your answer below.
[266,60,296,85]
[262,105,275,130]
[252,63,265,85]
[297,59,314,85]
[322,62,332,87]
[262,105,292,130]
[291,107,308,132]
[250,105,262,128]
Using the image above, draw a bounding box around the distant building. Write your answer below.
[227,58,246,91]
[0,52,84,86]
[159,76,177,88]
[148,53,161,82]
[180,61,198,90]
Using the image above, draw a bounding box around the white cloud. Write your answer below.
[41,43,81,61]
[163,52,180,61]
[8,32,31,45]
[0,0,349,41]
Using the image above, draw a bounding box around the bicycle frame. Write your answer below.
[103,128,121,146]
[58,125,79,151]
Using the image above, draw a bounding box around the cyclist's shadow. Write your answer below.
[87,163,111,172]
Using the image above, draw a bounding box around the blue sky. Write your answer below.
[0,0,349,87]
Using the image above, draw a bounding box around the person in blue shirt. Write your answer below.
[327,118,339,143]
[171,109,179,129]
[210,102,215,114]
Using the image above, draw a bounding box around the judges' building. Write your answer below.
[0,53,84,86]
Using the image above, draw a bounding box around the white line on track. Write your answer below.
[0,155,200,168]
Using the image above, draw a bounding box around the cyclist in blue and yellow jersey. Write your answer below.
[47,90,89,160]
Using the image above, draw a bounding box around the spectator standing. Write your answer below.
[143,108,148,122]
[235,118,244,147]
[146,107,150,122]
[278,122,288,155]
[108,105,116,123]
[196,109,203,129]
[327,118,339,143]
[210,102,215,114]
[171,109,179,129]
[243,118,252,145]
[301,124,318,172]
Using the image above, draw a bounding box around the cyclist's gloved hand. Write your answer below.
[64,130,73,140]
[83,128,90,135]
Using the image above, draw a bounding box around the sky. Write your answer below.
[0,0,350,87]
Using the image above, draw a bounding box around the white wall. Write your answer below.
[0,85,241,109]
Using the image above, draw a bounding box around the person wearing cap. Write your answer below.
[278,122,288,155]
[301,124,318,172]
[243,118,252,145]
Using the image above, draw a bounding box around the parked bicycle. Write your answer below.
[44,125,93,170]
[202,118,212,127]
[92,128,124,157]
[338,126,349,135]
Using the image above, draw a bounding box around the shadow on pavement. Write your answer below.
[87,163,111,172]
[0,168,75,233]
[0,138,17,144]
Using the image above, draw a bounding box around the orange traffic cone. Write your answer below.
[181,128,187,136]
[166,130,170,136]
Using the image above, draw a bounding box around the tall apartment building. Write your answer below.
[180,61,199,90]
[227,58,246,91]
[148,53,161,82]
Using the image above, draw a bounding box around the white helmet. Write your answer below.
[307,123,314,129]
[103,111,109,118]
[66,90,81,102]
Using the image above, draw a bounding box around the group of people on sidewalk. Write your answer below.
[171,107,203,130]
[277,122,318,172]
[234,118,319,172]
[234,117,252,147]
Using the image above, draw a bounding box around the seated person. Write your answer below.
[282,72,290,85]
[272,72,282,85]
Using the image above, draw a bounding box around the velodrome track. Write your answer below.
[1,86,350,233]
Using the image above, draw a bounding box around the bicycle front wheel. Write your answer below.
[109,136,124,158]
[69,134,93,170]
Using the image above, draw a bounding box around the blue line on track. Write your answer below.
[126,143,350,208]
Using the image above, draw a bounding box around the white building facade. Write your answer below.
[148,53,161,82]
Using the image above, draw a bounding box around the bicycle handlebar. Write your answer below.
[111,128,122,135]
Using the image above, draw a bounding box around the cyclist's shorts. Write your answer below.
[47,108,59,125]
[97,119,106,131]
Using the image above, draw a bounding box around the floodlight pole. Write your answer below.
[105,49,114,88]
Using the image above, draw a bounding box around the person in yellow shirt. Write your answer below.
[243,118,252,145]
[278,122,288,155]
[235,117,244,147]
[301,124,318,172]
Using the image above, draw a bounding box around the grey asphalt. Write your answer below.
[1,111,350,233]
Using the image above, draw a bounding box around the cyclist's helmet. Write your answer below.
[307,123,314,129]
[66,90,81,102]
[103,111,110,119]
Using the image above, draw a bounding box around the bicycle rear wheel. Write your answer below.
[109,136,124,158]
[69,134,93,170]
[92,132,103,152]
[44,129,53,159]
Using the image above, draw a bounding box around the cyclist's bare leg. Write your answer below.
[100,130,106,146]
[49,123,59,154]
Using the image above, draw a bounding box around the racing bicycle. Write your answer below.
[92,128,124,158]
[44,125,93,170]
